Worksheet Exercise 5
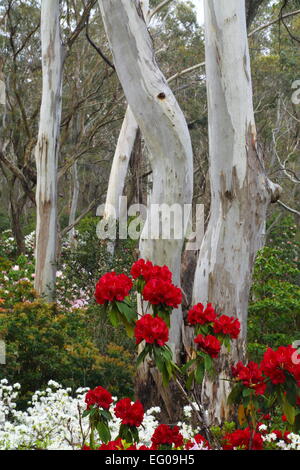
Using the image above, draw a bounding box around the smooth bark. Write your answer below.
[99,0,193,418]
[192,0,281,424]
[34,0,63,300]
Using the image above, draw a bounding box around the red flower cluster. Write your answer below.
[95,272,132,304]
[213,315,241,339]
[151,424,184,449]
[98,438,124,450]
[134,314,169,346]
[131,259,172,283]
[187,303,217,325]
[142,279,182,308]
[232,361,266,395]
[85,386,112,410]
[114,398,144,427]
[260,345,300,385]
[194,334,221,358]
[223,428,263,450]
[185,433,211,450]
[187,304,241,340]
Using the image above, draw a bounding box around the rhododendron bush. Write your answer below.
[1,260,299,450]
[0,379,300,450]
[86,260,300,450]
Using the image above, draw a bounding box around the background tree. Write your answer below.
[192,0,281,424]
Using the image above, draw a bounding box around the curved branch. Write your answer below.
[277,200,300,217]
[248,8,300,37]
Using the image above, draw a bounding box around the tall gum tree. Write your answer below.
[192,0,281,424]
[34,0,63,300]
[98,0,193,417]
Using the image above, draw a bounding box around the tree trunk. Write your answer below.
[192,0,281,425]
[102,0,150,257]
[103,106,139,256]
[68,160,80,248]
[9,180,26,254]
[34,0,63,300]
[99,0,193,417]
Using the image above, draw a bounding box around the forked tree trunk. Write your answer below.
[102,0,149,258]
[192,0,281,424]
[99,0,193,418]
[34,0,63,300]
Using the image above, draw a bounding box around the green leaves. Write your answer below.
[118,424,139,444]
[85,406,112,447]
[227,383,243,405]
[96,420,111,444]
[106,299,137,336]
[153,344,175,386]
[136,342,176,386]
[281,392,296,425]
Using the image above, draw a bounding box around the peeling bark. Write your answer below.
[192,0,281,424]
[34,0,63,300]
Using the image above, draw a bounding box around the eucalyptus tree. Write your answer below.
[192,0,281,424]
[99,0,193,415]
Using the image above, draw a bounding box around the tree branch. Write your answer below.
[85,13,115,70]
[277,200,300,217]
[248,9,300,37]
[66,0,97,51]
[61,199,97,237]
[167,62,205,83]
[149,0,174,21]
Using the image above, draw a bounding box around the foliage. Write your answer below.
[0,230,135,405]
[248,216,300,362]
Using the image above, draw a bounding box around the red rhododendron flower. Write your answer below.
[231,361,266,395]
[187,303,217,326]
[114,398,144,427]
[185,434,211,449]
[284,431,292,443]
[95,272,132,304]
[131,259,154,281]
[85,386,113,410]
[142,279,182,308]
[260,345,299,385]
[272,430,283,440]
[151,424,184,449]
[194,334,221,358]
[213,315,241,339]
[131,260,172,282]
[98,438,124,450]
[134,314,169,346]
[223,428,263,450]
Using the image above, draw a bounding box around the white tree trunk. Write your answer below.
[102,0,149,258]
[192,0,281,424]
[103,106,139,256]
[99,0,193,416]
[34,0,63,300]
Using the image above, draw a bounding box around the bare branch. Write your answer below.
[85,13,115,70]
[277,200,300,217]
[61,199,97,237]
[149,0,174,21]
[66,0,97,51]
[248,9,300,37]
[167,62,205,83]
